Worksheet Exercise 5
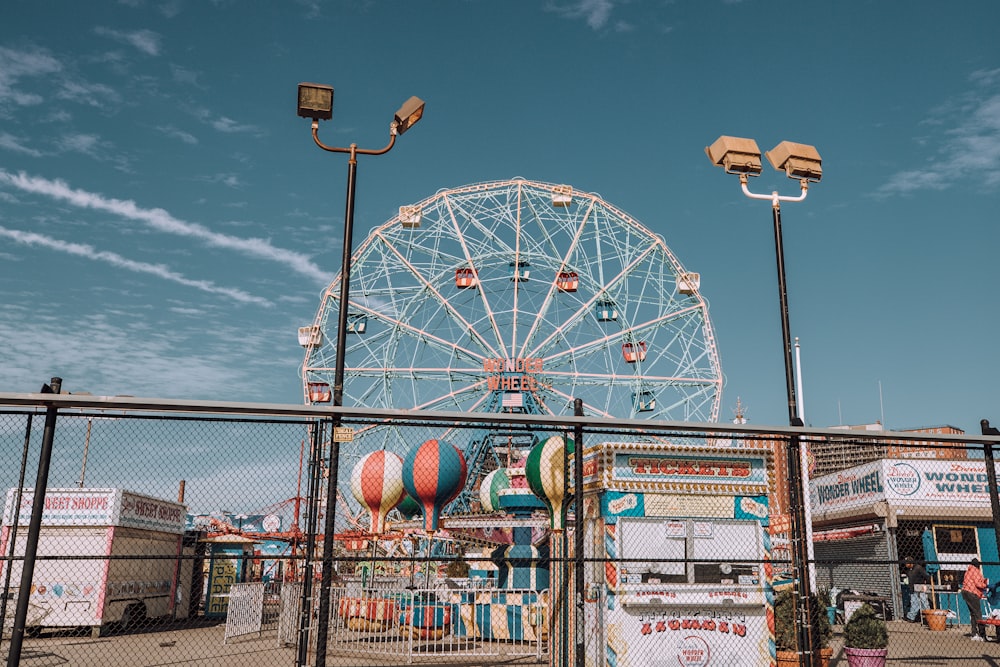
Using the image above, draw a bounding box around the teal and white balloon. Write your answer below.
[479,468,510,512]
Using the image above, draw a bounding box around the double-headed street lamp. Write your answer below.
[297,83,425,667]
[297,83,425,410]
[706,136,822,667]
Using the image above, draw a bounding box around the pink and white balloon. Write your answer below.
[350,450,405,534]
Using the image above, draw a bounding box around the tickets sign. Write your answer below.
[612,453,768,489]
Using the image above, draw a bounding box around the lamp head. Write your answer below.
[765,141,822,182]
[705,136,763,176]
[393,96,425,135]
[297,83,334,121]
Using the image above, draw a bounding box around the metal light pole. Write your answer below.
[297,84,424,666]
[707,136,823,667]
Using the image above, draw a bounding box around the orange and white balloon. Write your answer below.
[350,450,405,534]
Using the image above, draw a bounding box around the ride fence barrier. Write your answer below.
[1,392,1000,666]
[312,584,547,664]
[223,582,265,643]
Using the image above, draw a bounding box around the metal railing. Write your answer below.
[2,391,1000,667]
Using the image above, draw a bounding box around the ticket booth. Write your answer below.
[581,443,774,666]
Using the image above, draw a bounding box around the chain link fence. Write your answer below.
[2,393,999,666]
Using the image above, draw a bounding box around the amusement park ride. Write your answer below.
[296,177,724,573]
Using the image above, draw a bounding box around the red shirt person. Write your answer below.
[962,558,989,641]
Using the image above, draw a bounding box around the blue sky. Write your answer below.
[2,0,999,436]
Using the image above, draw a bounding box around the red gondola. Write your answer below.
[622,341,648,363]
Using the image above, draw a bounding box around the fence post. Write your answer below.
[573,399,585,667]
[6,377,61,667]
[0,414,33,650]
[298,419,326,667]
[979,420,1000,565]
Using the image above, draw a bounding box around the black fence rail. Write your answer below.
[1,392,1000,666]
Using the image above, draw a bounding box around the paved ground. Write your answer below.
[1,620,546,667]
[4,618,1000,666]
[826,618,1000,666]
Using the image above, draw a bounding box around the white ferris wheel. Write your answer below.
[300,178,723,511]
[301,177,722,425]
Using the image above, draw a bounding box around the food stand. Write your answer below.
[1,487,192,636]
[810,458,1000,624]
[581,443,774,666]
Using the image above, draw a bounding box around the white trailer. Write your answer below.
[1,488,193,636]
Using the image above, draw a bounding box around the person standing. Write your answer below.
[905,557,931,623]
[962,557,989,641]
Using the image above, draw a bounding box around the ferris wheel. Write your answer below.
[301,177,721,457]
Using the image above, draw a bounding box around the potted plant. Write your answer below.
[774,588,833,667]
[817,586,836,627]
[843,603,889,667]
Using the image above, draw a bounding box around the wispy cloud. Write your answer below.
[56,134,132,173]
[56,79,120,108]
[156,124,198,144]
[62,133,102,155]
[197,172,242,188]
[0,132,42,157]
[210,116,261,134]
[877,71,1000,196]
[0,46,63,107]
[0,226,272,306]
[170,64,202,87]
[186,106,262,135]
[93,27,163,56]
[0,170,332,284]
[0,305,273,401]
[546,0,615,30]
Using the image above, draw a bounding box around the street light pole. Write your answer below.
[297,84,424,666]
[744,174,818,667]
[707,137,823,667]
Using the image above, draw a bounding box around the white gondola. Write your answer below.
[678,272,700,295]
[551,184,573,207]
[399,205,422,228]
[298,325,321,347]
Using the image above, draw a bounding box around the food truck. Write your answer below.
[1,488,194,636]
[581,443,774,667]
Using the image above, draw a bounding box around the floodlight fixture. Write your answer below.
[765,141,823,182]
[297,83,334,121]
[705,135,763,176]
[393,96,425,135]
